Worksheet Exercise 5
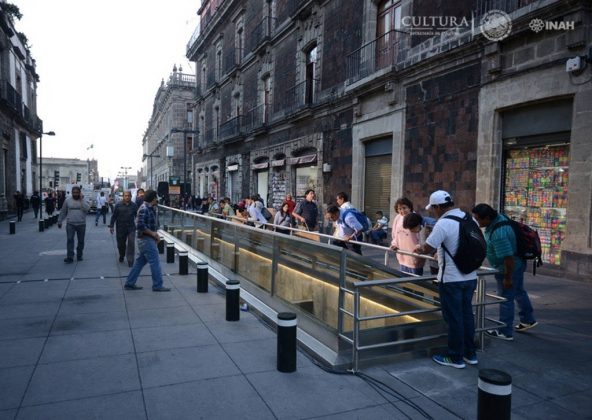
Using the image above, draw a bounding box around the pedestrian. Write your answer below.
[274,202,292,234]
[415,190,478,368]
[472,203,538,341]
[195,195,203,212]
[135,188,145,208]
[58,186,90,263]
[45,192,56,216]
[124,189,170,292]
[293,189,319,231]
[325,204,364,254]
[30,191,41,219]
[247,195,268,228]
[369,210,389,244]
[284,193,296,216]
[222,197,235,218]
[95,192,108,226]
[336,192,353,211]
[13,191,24,221]
[109,190,138,266]
[390,197,424,275]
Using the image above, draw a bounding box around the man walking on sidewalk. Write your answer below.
[472,203,538,341]
[58,186,90,263]
[13,191,24,221]
[30,191,41,219]
[109,190,138,266]
[124,190,170,292]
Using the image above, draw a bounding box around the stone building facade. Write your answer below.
[41,157,98,189]
[186,0,591,278]
[0,5,43,218]
[142,66,197,195]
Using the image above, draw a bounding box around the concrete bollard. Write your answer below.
[9,221,15,234]
[157,238,164,254]
[478,369,512,420]
[197,261,208,293]
[178,250,188,275]
[166,242,175,264]
[39,219,44,232]
[225,280,240,322]
[277,312,298,373]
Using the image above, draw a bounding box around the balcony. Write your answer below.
[243,104,268,133]
[218,115,243,142]
[346,30,406,85]
[285,79,320,115]
[168,72,197,88]
[249,16,277,53]
[186,0,225,57]
[474,0,539,19]
[0,80,22,113]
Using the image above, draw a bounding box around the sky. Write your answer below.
[15,0,201,181]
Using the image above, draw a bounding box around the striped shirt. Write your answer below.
[136,203,157,238]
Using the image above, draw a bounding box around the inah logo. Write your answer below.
[480,10,512,41]
[529,19,545,33]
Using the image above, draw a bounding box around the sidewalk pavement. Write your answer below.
[0,213,590,419]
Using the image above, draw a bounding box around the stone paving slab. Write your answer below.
[0,214,591,419]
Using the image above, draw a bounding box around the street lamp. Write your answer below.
[120,166,131,190]
[142,152,161,190]
[39,130,56,220]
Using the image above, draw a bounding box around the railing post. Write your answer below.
[476,275,486,351]
[337,251,347,336]
[271,235,279,297]
[197,261,209,293]
[352,287,361,373]
[178,249,188,275]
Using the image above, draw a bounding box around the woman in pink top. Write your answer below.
[390,197,424,275]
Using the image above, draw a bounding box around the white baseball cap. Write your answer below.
[425,190,453,210]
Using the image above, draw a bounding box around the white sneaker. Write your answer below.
[485,330,514,341]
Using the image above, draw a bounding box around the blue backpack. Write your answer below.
[341,208,370,232]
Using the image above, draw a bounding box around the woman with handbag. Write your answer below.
[274,203,292,234]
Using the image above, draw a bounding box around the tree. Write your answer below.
[1,2,22,21]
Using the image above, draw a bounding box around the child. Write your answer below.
[370,210,389,244]
[390,211,424,275]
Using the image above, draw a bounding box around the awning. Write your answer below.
[271,159,285,167]
[252,162,269,170]
[227,164,239,172]
[287,153,317,165]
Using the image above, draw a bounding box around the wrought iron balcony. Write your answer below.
[249,16,277,52]
[218,115,243,142]
[0,80,22,113]
[345,30,406,84]
[474,0,539,19]
[243,104,268,133]
[284,79,320,115]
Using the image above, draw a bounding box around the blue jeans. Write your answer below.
[125,238,163,289]
[95,208,107,224]
[370,229,387,244]
[495,262,536,337]
[439,279,477,362]
[400,265,424,276]
[66,223,86,258]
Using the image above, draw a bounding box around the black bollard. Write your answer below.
[39,219,44,232]
[178,250,188,275]
[225,280,240,322]
[478,369,512,420]
[163,224,168,232]
[157,238,164,254]
[277,312,298,373]
[44,218,49,229]
[166,242,175,263]
[197,261,208,293]
[9,221,15,234]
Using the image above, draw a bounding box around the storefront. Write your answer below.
[503,139,570,265]
[288,152,318,200]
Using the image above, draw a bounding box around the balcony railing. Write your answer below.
[474,0,539,19]
[287,0,310,17]
[168,72,197,88]
[218,115,243,142]
[249,16,277,52]
[285,79,320,115]
[243,104,268,133]
[346,30,406,84]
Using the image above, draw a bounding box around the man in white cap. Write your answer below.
[415,190,478,369]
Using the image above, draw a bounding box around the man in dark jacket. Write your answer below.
[109,190,138,266]
[13,191,24,221]
[30,191,41,219]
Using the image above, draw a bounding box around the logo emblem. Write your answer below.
[480,10,512,41]
[529,18,545,33]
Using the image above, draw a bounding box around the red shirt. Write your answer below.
[284,199,296,215]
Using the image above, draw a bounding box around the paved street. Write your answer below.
[0,212,590,420]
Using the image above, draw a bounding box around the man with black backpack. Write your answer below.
[416,190,483,369]
[472,204,538,341]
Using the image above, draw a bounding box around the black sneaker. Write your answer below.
[124,284,143,290]
[77,256,83,261]
[64,258,74,263]
[515,321,538,332]
[485,330,514,341]
[119,256,124,262]
[152,287,171,292]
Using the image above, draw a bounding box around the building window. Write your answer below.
[377,0,401,36]
[236,27,244,64]
[261,75,271,124]
[305,44,318,105]
[216,46,223,81]
[20,132,27,160]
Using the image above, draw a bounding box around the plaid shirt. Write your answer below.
[136,202,157,238]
